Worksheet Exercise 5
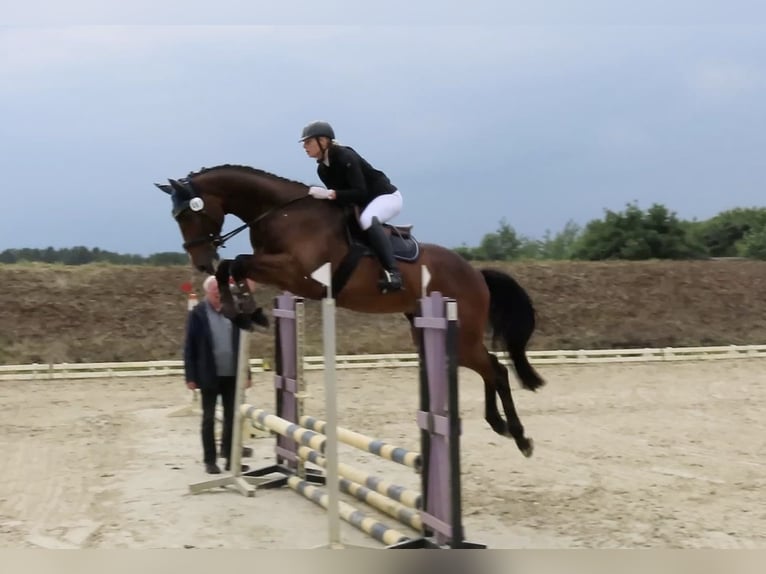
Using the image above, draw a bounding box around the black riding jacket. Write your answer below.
[317,145,397,208]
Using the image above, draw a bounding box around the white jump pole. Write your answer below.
[227,329,249,478]
[310,262,342,548]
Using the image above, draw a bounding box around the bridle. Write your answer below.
[174,190,311,251]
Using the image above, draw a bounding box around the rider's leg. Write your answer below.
[365,217,403,292]
[359,191,404,292]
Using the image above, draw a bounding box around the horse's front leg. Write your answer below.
[230,254,269,329]
[214,259,238,319]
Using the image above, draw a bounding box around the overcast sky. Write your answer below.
[2,2,765,255]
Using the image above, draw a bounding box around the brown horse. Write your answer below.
[157,164,545,457]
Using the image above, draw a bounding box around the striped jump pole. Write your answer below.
[339,477,423,532]
[240,405,326,454]
[297,446,423,531]
[298,415,422,472]
[297,446,422,510]
[287,477,411,547]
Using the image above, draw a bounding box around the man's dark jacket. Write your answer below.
[183,301,246,392]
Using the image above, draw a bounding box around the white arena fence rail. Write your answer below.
[1,344,766,381]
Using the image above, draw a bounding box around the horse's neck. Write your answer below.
[214,173,305,221]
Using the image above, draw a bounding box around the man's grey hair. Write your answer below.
[203,275,218,293]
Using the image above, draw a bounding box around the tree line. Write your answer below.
[0,246,188,265]
[3,204,766,264]
[454,204,766,261]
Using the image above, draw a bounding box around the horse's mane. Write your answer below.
[187,164,306,187]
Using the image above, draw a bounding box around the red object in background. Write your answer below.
[180,281,193,294]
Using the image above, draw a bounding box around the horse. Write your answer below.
[157,164,545,457]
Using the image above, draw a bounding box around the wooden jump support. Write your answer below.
[240,264,485,549]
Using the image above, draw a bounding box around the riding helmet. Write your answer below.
[299,120,335,142]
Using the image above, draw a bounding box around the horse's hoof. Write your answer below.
[520,438,534,458]
[251,307,269,328]
[221,302,238,320]
[235,292,256,315]
[232,314,254,331]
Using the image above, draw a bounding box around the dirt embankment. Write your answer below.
[2,260,765,365]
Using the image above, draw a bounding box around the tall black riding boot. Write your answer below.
[365,218,403,293]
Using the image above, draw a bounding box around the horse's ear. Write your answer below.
[155,183,173,194]
[168,178,190,198]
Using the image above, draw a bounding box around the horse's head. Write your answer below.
[156,178,225,274]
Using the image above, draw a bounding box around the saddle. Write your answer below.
[345,206,420,262]
[327,206,421,297]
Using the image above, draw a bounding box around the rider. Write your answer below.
[300,120,404,292]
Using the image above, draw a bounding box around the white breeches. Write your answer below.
[359,190,403,230]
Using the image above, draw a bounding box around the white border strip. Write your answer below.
[1,344,765,381]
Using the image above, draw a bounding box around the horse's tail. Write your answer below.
[480,268,545,391]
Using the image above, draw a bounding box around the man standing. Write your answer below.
[184,275,252,474]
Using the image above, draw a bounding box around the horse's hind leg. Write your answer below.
[489,351,533,457]
[461,342,507,434]
[462,341,533,457]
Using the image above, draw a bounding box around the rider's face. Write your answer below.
[302,137,323,159]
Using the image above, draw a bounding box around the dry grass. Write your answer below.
[2,259,766,364]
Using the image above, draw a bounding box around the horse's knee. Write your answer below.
[215,258,231,279]
[230,254,252,280]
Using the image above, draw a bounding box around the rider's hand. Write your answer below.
[308,186,333,199]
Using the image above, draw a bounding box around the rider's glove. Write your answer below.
[308,186,333,199]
